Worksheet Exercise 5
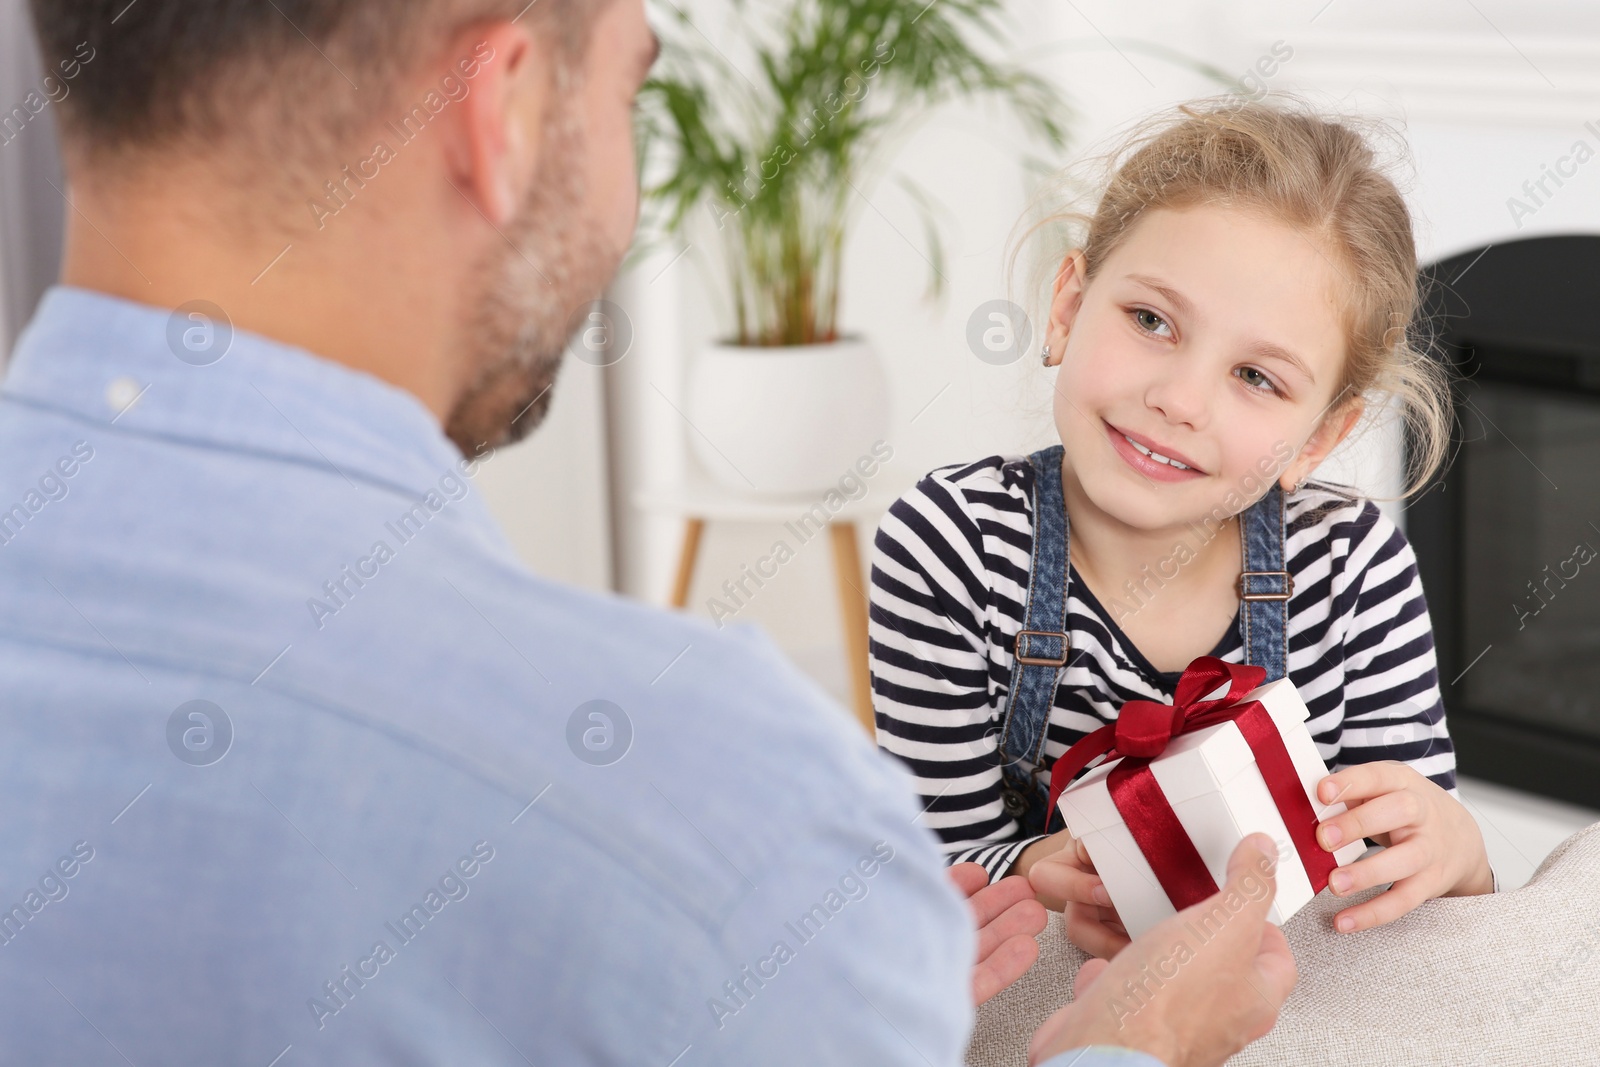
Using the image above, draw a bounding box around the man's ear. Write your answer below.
[443,20,549,226]
[1280,396,1364,490]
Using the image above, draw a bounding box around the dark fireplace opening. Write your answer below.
[1409,235,1600,810]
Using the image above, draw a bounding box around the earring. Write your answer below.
[1291,475,1308,493]
[1040,343,1052,366]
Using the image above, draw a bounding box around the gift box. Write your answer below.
[1048,657,1367,940]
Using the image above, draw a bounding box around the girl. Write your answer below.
[867,95,1495,960]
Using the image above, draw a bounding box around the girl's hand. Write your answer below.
[1021,830,1131,959]
[1315,761,1494,933]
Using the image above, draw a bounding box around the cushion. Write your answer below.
[967,821,1600,1066]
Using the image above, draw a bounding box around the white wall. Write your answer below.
[473,356,613,590]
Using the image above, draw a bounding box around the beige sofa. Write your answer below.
[967,821,1600,1066]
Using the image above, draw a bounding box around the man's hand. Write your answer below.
[1027,834,1297,1067]
[1022,831,1130,960]
[948,863,1048,1005]
[1315,761,1494,933]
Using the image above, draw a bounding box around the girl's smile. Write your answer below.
[1104,419,1207,481]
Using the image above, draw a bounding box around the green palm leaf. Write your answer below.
[634,0,1074,347]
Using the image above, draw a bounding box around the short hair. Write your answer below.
[28,0,610,166]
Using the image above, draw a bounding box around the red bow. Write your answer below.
[1044,656,1335,911]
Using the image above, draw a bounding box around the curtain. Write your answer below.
[0,0,64,361]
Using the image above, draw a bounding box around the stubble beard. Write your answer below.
[443,102,621,455]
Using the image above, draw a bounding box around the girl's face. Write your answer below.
[1046,203,1363,532]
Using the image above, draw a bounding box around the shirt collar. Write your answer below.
[3,285,471,497]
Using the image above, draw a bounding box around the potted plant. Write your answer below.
[633,0,1073,493]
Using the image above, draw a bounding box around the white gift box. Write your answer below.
[1057,677,1368,940]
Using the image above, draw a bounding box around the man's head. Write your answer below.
[29,0,659,453]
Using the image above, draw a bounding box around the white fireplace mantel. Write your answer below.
[1274,29,1600,129]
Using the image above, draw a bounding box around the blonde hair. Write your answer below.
[1008,92,1452,500]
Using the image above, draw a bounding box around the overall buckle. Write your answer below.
[1014,630,1070,666]
[1238,571,1294,601]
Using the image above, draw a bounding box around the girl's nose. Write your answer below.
[1142,360,1214,431]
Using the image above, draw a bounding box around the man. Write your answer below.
[0,0,1294,1062]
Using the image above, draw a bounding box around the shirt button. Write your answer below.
[106,376,145,417]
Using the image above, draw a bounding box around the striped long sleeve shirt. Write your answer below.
[868,454,1457,882]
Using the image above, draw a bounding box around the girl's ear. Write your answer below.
[1045,250,1088,362]
[1279,395,1365,490]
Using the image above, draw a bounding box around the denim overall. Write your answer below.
[995,444,1294,836]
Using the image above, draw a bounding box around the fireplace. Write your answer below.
[1408,235,1600,809]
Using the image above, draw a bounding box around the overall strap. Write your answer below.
[998,445,1070,796]
[1238,481,1293,682]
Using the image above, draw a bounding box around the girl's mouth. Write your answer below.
[1104,421,1206,483]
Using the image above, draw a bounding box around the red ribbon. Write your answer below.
[1045,656,1336,912]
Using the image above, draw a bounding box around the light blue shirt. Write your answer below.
[0,285,1158,1067]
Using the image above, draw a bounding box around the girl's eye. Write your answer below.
[1130,308,1171,338]
[1235,366,1280,395]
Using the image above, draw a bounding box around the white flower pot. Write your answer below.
[685,337,890,494]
